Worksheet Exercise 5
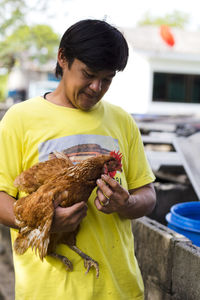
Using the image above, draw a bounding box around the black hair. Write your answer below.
[55,19,129,78]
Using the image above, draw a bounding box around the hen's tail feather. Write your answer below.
[14,234,30,255]
[14,219,52,260]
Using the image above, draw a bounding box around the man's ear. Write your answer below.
[57,48,67,68]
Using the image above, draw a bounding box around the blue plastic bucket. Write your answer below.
[166,201,200,247]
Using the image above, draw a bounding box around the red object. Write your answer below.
[160,25,175,47]
[109,151,123,177]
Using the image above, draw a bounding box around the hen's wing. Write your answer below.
[13,183,69,260]
[14,151,73,194]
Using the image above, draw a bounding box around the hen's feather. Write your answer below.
[14,152,73,194]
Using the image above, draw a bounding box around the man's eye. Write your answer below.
[103,78,112,84]
[84,71,94,79]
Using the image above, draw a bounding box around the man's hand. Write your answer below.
[95,175,156,219]
[51,201,88,233]
[94,174,131,214]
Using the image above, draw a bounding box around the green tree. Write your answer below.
[0,0,27,38]
[0,24,59,71]
[0,0,61,101]
[138,10,190,29]
[0,0,58,38]
[0,0,60,71]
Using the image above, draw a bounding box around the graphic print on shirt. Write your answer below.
[38,134,123,185]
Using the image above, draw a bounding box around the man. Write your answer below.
[0,19,156,299]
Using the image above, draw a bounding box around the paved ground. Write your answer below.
[0,247,14,300]
[0,227,15,300]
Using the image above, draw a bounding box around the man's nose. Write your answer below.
[89,79,102,93]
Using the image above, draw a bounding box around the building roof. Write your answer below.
[123,26,200,60]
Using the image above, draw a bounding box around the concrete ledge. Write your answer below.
[172,242,200,300]
[132,217,200,300]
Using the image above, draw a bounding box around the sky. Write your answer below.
[35,0,200,35]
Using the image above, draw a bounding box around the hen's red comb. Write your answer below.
[110,151,122,165]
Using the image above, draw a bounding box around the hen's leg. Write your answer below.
[50,253,73,271]
[69,245,99,278]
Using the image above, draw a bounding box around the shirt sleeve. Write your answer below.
[0,106,23,197]
[126,116,155,190]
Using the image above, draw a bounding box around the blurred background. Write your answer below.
[0,0,200,115]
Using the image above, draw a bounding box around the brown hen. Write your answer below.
[13,151,122,277]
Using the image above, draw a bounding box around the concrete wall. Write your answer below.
[132,217,200,300]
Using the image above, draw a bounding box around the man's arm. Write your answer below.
[0,191,88,233]
[95,174,156,219]
[119,183,156,219]
[0,192,18,228]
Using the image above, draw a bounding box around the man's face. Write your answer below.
[61,58,116,111]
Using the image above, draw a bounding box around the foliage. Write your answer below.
[0,0,60,72]
[138,10,190,29]
[0,73,8,102]
[0,0,27,38]
[0,0,57,37]
[0,24,59,70]
[0,0,61,102]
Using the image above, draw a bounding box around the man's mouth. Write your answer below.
[78,90,101,110]
[83,91,98,99]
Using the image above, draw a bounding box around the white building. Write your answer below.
[7,61,58,103]
[106,26,200,115]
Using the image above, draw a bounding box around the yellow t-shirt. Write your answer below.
[0,97,155,300]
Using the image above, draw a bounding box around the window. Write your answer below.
[153,72,200,103]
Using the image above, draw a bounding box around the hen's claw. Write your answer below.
[62,256,73,271]
[84,257,99,278]
[50,253,73,271]
[69,245,99,278]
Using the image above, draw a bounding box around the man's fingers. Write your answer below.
[96,180,113,199]
[56,201,88,220]
[94,196,110,213]
[96,189,107,206]
[100,174,120,190]
[69,201,88,214]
